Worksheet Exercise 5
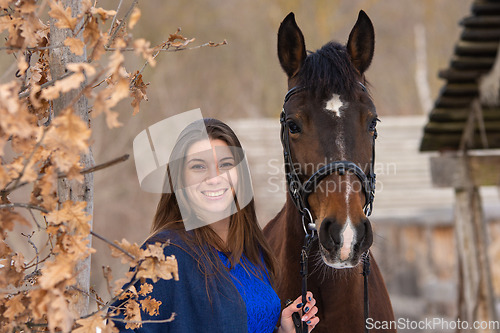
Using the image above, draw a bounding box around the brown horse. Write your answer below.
[263,11,396,333]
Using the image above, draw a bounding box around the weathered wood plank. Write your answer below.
[429,108,500,122]
[460,15,500,28]
[424,120,500,133]
[472,1,500,16]
[442,83,479,96]
[420,132,500,151]
[462,27,500,41]
[430,155,500,187]
[439,68,488,82]
[455,41,499,57]
[451,55,496,70]
[435,95,474,108]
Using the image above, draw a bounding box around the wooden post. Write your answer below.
[430,153,499,332]
[49,1,94,316]
[455,155,498,333]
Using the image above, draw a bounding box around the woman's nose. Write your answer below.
[205,166,222,184]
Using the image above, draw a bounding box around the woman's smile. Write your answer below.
[201,188,228,199]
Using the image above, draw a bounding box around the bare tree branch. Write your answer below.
[106,40,227,53]
[111,313,176,324]
[58,154,130,179]
[130,41,167,87]
[5,154,129,194]
[106,0,139,48]
[90,230,135,260]
[21,231,39,271]
[18,71,74,99]
[108,0,125,36]
[0,203,49,214]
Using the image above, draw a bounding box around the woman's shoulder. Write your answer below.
[143,229,199,259]
[145,229,184,245]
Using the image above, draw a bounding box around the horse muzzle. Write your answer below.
[318,217,373,268]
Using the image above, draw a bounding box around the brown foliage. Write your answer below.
[0,0,219,332]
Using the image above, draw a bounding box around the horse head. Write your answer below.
[278,11,377,269]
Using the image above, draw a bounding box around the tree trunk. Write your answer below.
[49,1,94,316]
[455,155,498,333]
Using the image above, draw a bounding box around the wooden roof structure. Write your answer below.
[420,0,500,151]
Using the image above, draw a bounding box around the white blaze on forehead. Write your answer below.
[340,219,355,261]
[325,94,344,117]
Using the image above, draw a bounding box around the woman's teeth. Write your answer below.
[202,189,226,197]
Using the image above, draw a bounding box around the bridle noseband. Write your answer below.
[280,84,376,333]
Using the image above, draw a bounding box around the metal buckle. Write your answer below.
[301,207,316,236]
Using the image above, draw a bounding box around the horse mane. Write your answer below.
[297,41,360,101]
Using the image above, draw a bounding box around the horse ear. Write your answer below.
[346,10,375,75]
[278,12,307,78]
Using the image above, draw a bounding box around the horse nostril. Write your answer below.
[319,219,341,251]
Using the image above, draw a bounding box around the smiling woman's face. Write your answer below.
[182,139,238,219]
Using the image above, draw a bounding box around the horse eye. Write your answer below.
[287,120,301,134]
[369,118,379,132]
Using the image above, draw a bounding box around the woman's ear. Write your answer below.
[277,12,307,78]
[346,10,375,75]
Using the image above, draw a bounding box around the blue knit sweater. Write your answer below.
[111,230,281,333]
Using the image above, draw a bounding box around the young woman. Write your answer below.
[113,118,319,333]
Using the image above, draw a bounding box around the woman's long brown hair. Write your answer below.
[149,118,276,283]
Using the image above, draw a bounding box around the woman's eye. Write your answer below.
[287,120,301,134]
[219,162,234,170]
[191,164,206,170]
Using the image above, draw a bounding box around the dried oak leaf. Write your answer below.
[0,209,30,232]
[90,7,116,22]
[44,109,91,154]
[66,62,97,77]
[46,288,77,333]
[55,233,95,260]
[124,300,142,329]
[138,283,153,296]
[45,200,91,236]
[20,13,44,47]
[3,294,26,320]
[129,7,140,29]
[81,0,92,14]
[90,33,107,61]
[17,0,37,14]
[167,30,184,43]
[40,71,86,100]
[106,50,125,78]
[0,0,14,9]
[11,252,25,272]
[64,37,85,56]
[48,0,77,31]
[0,255,24,287]
[83,16,100,47]
[133,39,156,67]
[140,296,161,316]
[136,253,179,283]
[38,253,75,289]
[74,313,106,333]
[110,238,145,265]
[130,73,148,116]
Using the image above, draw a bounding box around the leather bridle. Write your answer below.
[280,84,376,333]
[280,85,377,229]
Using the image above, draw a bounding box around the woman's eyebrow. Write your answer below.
[186,157,206,164]
[219,156,235,162]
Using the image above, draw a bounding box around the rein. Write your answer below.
[280,85,376,333]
